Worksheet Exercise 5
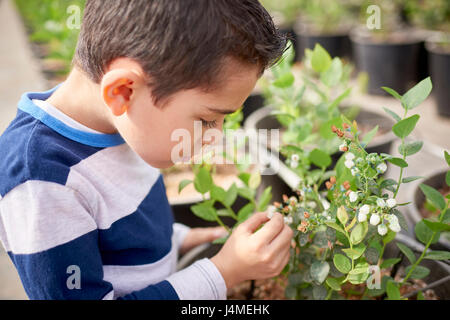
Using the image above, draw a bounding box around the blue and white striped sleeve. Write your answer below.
[0,181,226,300]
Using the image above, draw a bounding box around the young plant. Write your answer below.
[178,109,273,244]
[270,75,450,300]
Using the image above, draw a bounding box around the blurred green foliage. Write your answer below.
[15,0,86,74]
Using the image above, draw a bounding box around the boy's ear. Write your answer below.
[100,68,143,116]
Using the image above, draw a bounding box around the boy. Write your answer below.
[0,0,293,300]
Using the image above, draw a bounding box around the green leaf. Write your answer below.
[446,171,450,187]
[381,87,402,101]
[311,44,332,73]
[312,285,328,300]
[398,141,423,157]
[401,77,432,110]
[387,157,408,168]
[422,219,450,232]
[393,209,409,232]
[445,151,450,166]
[424,250,450,260]
[396,242,416,264]
[365,247,380,265]
[383,107,402,122]
[402,176,423,183]
[212,236,228,244]
[333,254,351,274]
[178,179,192,194]
[326,277,342,291]
[194,167,213,194]
[238,173,251,186]
[405,265,430,279]
[361,125,379,146]
[337,206,348,226]
[223,183,238,207]
[321,57,343,87]
[328,88,351,111]
[350,223,368,245]
[420,184,446,211]
[348,262,369,275]
[347,270,370,285]
[217,209,231,217]
[310,261,330,284]
[248,171,261,190]
[415,220,441,245]
[191,202,217,221]
[392,115,420,139]
[343,244,366,259]
[273,72,295,88]
[210,186,226,202]
[380,179,398,189]
[386,281,402,300]
[380,258,401,269]
[237,187,254,201]
[309,148,332,168]
[257,186,272,212]
[237,203,255,222]
[417,291,425,300]
[325,221,345,234]
[382,230,397,245]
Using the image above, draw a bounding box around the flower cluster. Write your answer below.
[267,193,331,234]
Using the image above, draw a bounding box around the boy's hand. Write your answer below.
[210,212,293,289]
[180,226,228,255]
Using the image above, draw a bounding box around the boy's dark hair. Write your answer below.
[74,0,287,106]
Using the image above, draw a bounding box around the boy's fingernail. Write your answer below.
[213,229,227,238]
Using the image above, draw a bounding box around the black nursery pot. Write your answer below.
[426,44,450,117]
[242,93,265,123]
[351,36,422,96]
[296,33,352,61]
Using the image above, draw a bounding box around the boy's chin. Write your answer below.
[146,160,175,169]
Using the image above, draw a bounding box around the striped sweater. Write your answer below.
[0,86,226,300]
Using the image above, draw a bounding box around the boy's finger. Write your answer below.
[252,212,284,243]
[239,211,270,234]
[267,225,293,252]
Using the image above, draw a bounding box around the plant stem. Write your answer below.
[325,288,333,300]
[393,108,409,198]
[401,201,449,285]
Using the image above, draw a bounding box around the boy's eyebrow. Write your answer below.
[205,106,237,115]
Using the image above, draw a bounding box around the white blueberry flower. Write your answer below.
[351,167,360,176]
[266,205,276,219]
[386,214,399,225]
[284,216,293,225]
[370,214,381,226]
[378,224,388,236]
[376,198,387,208]
[349,191,358,203]
[307,201,317,209]
[358,212,368,222]
[327,215,332,221]
[321,199,330,210]
[345,159,355,169]
[291,154,300,162]
[389,221,401,232]
[359,204,371,215]
[322,211,328,217]
[387,198,397,208]
[345,153,356,161]
[377,162,387,173]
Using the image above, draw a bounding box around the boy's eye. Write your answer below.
[201,119,217,129]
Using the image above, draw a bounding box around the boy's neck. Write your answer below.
[46,68,118,134]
